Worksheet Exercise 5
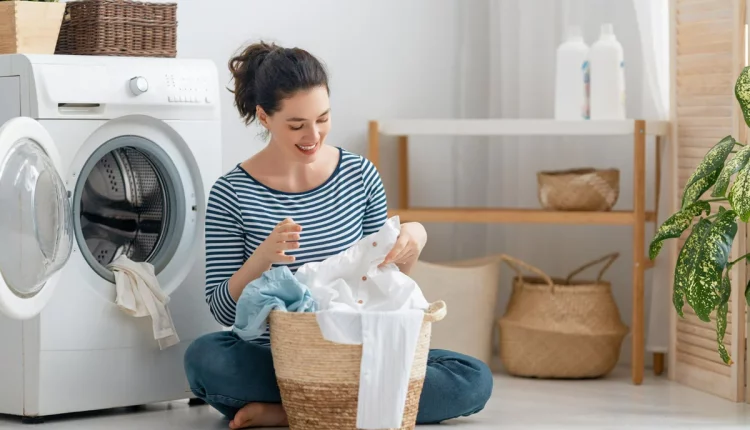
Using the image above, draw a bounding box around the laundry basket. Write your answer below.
[269,301,447,430]
[497,253,628,379]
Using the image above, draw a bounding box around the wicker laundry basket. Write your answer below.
[497,253,628,379]
[55,0,177,57]
[537,168,620,211]
[269,301,447,430]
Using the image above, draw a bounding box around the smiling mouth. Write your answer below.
[296,142,318,152]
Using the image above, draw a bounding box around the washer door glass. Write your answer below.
[0,138,73,298]
[74,136,185,282]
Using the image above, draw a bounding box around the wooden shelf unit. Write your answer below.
[368,118,670,386]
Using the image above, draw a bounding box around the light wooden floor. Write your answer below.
[1,367,748,429]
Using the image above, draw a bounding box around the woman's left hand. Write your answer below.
[380,222,427,271]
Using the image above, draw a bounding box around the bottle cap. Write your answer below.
[601,23,614,36]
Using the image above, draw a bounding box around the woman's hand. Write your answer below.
[256,218,302,264]
[228,218,301,301]
[380,222,427,274]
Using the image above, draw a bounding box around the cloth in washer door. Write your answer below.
[108,255,179,350]
[294,216,428,429]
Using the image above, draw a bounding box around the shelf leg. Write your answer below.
[398,135,409,209]
[632,120,646,385]
[653,352,665,376]
[368,120,380,168]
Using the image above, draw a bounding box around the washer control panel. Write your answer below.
[165,73,211,104]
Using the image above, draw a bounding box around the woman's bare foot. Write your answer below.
[228,403,288,429]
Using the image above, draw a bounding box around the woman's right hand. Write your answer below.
[256,218,302,265]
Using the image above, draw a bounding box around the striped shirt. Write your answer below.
[204,147,388,331]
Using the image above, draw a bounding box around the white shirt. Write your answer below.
[294,216,428,429]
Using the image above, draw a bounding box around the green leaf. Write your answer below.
[713,144,750,197]
[682,136,736,205]
[649,200,711,260]
[682,169,722,209]
[735,66,750,129]
[716,273,732,365]
[686,209,737,322]
[674,219,711,317]
[729,161,750,222]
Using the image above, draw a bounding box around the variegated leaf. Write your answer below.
[713,144,750,197]
[674,219,711,317]
[735,66,750,128]
[649,201,711,260]
[682,169,721,209]
[729,161,750,222]
[716,273,732,365]
[682,136,735,201]
[685,209,737,322]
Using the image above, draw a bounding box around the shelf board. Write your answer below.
[389,208,656,225]
[374,119,669,137]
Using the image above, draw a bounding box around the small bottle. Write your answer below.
[589,23,626,120]
[554,26,589,120]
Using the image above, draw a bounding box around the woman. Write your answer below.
[183,41,493,429]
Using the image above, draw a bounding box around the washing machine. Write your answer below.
[0,54,223,421]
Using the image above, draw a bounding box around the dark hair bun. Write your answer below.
[228,41,329,125]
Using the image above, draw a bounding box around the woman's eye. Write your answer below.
[290,124,304,131]
[317,117,329,123]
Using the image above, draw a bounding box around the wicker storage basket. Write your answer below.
[497,253,628,379]
[269,301,447,430]
[55,0,177,57]
[537,168,620,211]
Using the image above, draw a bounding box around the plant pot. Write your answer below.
[0,1,66,55]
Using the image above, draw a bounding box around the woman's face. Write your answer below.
[257,85,331,164]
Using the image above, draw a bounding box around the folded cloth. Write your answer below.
[233,266,317,341]
[108,255,179,350]
[295,216,429,429]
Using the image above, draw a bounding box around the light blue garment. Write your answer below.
[233,266,317,341]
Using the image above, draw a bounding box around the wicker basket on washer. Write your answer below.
[537,168,619,211]
[55,0,177,57]
[497,253,628,379]
[269,301,447,430]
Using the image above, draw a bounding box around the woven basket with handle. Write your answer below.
[55,0,177,57]
[537,168,619,211]
[269,301,447,430]
[497,253,628,379]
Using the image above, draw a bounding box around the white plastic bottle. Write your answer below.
[589,23,626,120]
[554,26,589,120]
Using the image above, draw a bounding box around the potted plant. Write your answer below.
[650,66,750,366]
[0,0,65,55]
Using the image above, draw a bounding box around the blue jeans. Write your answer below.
[184,331,493,424]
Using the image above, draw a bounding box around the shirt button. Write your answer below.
[357,299,364,304]
[372,241,377,247]
[362,276,367,281]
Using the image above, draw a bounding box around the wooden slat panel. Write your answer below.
[677,94,733,107]
[676,74,734,94]
[678,342,733,366]
[672,0,744,401]
[677,354,732,377]
[677,117,733,128]
[678,324,732,346]
[676,6,733,23]
[677,28,733,47]
[677,106,734,117]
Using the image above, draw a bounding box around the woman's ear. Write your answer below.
[256,106,269,129]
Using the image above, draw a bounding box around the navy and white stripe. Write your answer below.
[204,147,388,330]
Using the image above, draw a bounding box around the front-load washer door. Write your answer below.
[0,117,73,320]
